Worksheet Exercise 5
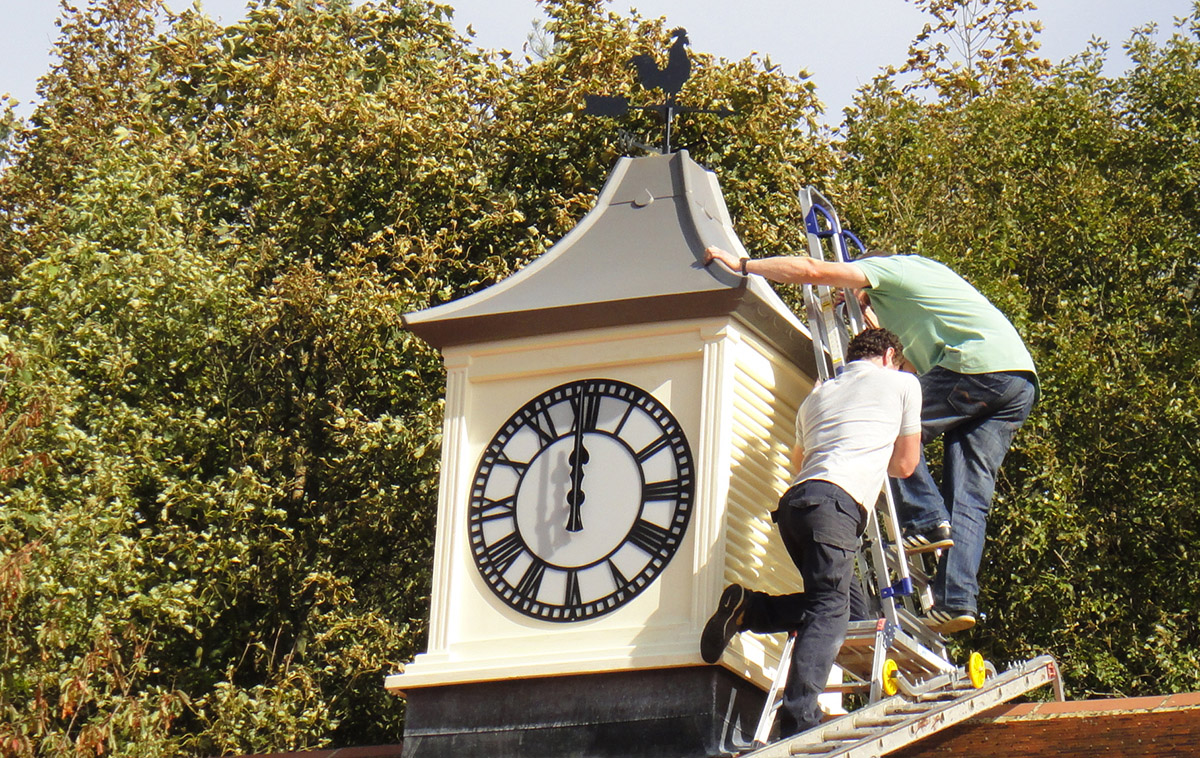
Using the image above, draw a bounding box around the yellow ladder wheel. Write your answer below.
[882,658,900,696]
[968,651,987,688]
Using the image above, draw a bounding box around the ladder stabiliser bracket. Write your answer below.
[880,577,914,599]
[805,204,838,237]
[803,204,865,260]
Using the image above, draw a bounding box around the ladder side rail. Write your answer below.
[877,541,937,624]
[857,510,896,703]
[752,631,798,747]
[886,633,955,680]
[801,281,836,381]
[804,185,866,349]
[863,508,901,630]
[798,189,837,382]
[866,619,889,703]
[878,486,915,608]
[808,192,854,363]
[798,188,850,377]
[817,282,851,371]
[879,545,931,588]
[838,267,867,334]
[882,488,945,624]
[892,607,953,657]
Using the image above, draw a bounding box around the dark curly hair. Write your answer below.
[845,327,904,363]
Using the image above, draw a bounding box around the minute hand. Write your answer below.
[565,402,589,532]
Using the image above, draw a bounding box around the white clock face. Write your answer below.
[468,379,695,622]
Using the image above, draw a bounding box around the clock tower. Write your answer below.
[387,150,820,757]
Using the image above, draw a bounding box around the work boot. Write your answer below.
[700,584,746,664]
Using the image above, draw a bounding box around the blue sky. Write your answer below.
[0,0,1192,125]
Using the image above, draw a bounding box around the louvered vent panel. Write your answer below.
[724,337,812,596]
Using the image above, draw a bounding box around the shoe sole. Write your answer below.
[700,585,745,664]
[926,614,976,634]
[902,538,953,554]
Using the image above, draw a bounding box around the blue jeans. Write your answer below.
[894,367,1037,614]
[741,480,866,737]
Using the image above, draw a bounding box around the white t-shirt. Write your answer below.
[792,360,922,510]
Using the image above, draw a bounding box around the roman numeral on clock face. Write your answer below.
[525,406,559,445]
[514,558,547,599]
[484,532,526,575]
[565,569,582,607]
[642,479,684,501]
[572,384,602,433]
[492,451,529,475]
[627,518,672,556]
[634,433,674,464]
[474,496,516,522]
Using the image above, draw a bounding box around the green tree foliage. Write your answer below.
[838,0,1200,699]
[3,0,1199,753]
[0,0,827,754]
[896,0,1050,100]
[2,0,454,751]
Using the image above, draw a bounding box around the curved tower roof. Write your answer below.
[403,150,815,374]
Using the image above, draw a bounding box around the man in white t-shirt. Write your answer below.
[700,328,921,738]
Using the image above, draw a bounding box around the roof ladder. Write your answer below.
[743,655,1063,758]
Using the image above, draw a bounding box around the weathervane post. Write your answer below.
[662,104,672,153]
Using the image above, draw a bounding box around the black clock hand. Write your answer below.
[565,396,590,532]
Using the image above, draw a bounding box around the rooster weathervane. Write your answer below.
[585,28,733,154]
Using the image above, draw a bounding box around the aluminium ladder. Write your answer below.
[738,187,1064,757]
[746,655,1064,758]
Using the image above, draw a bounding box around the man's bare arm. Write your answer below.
[705,246,870,290]
[888,433,921,478]
[790,444,805,475]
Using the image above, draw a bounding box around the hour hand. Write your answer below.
[565,444,589,532]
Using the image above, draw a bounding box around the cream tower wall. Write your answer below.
[385,310,817,695]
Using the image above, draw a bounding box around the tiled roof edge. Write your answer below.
[975,692,1200,722]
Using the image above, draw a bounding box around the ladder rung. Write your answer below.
[853,715,910,728]
[788,742,848,754]
[917,691,961,702]
[824,682,871,694]
[822,728,878,741]
[886,703,936,715]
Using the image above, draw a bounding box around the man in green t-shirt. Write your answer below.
[704,245,1037,634]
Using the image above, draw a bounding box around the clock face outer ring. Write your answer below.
[467,378,695,622]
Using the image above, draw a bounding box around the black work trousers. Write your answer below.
[740,479,866,737]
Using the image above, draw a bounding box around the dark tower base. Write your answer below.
[400,666,766,758]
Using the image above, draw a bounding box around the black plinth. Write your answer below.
[400,666,766,758]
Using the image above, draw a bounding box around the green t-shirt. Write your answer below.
[853,255,1036,378]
